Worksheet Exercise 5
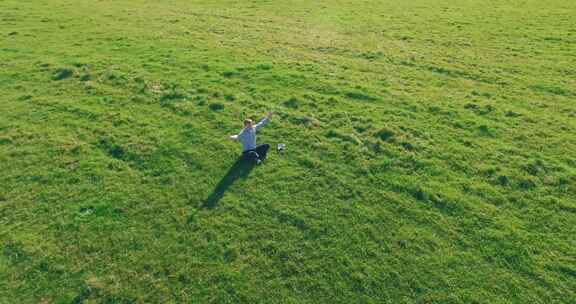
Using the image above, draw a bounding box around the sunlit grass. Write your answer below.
[1,0,575,302]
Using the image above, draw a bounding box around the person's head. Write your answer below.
[244,118,253,128]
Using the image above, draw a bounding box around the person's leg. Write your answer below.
[255,144,270,160]
[243,150,260,163]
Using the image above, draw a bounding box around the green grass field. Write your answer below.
[1,0,575,303]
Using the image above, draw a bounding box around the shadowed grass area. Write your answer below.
[202,158,256,209]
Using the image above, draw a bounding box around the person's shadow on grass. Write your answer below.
[202,157,255,209]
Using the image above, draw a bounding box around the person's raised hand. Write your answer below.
[267,111,273,119]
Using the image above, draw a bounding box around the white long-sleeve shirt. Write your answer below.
[235,117,269,152]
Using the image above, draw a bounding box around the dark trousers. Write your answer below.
[242,144,270,162]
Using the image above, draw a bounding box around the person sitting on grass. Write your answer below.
[229,111,273,164]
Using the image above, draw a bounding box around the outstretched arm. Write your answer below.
[229,135,238,141]
[255,112,273,131]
